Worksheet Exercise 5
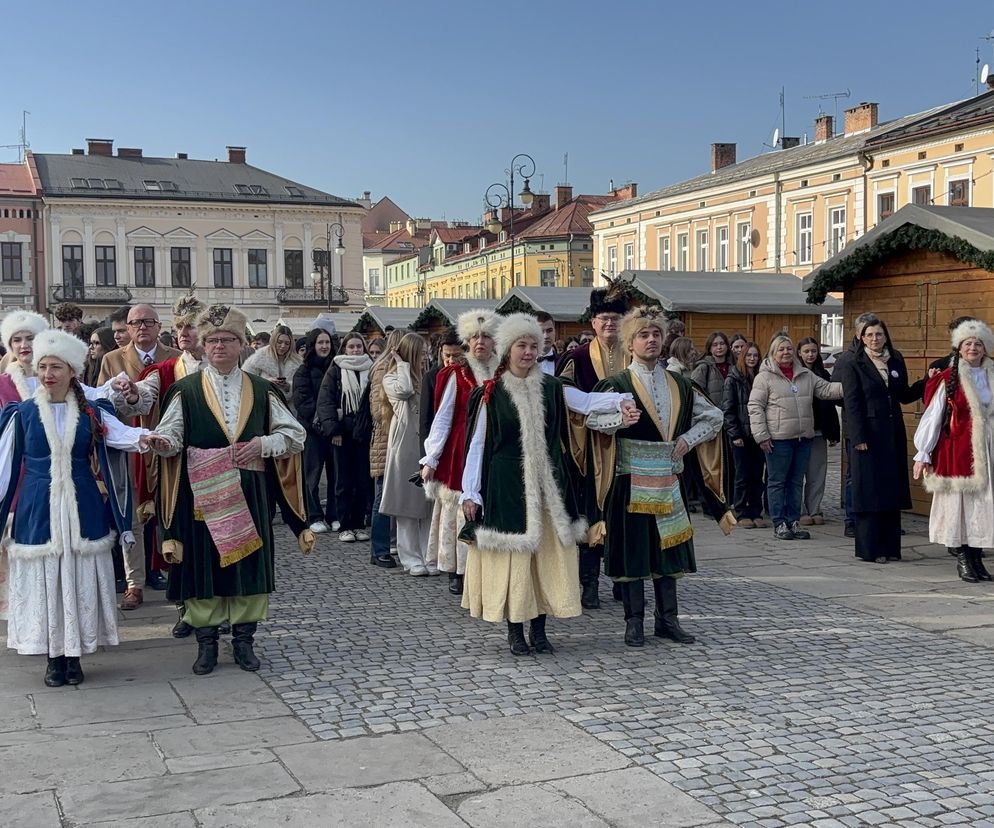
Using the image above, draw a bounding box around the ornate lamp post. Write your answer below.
[484,153,535,296]
[310,221,345,308]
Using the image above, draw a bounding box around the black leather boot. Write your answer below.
[579,547,601,609]
[506,621,531,656]
[653,576,696,643]
[612,581,623,602]
[44,656,66,687]
[621,581,645,647]
[528,614,554,654]
[192,627,220,675]
[958,548,980,583]
[968,547,992,581]
[232,623,261,671]
[448,573,464,595]
[65,657,84,685]
[172,605,193,639]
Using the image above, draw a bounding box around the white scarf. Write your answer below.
[334,353,373,415]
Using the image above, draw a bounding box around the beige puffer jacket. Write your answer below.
[368,357,393,479]
[748,358,842,443]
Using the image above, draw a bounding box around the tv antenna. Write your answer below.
[0,111,30,162]
[763,87,786,151]
[803,89,851,127]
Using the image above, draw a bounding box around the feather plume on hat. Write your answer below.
[172,292,206,329]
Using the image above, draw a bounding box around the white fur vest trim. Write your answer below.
[7,388,116,560]
[923,360,994,494]
[474,369,587,554]
[5,363,32,400]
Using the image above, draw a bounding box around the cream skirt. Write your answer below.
[929,423,994,548]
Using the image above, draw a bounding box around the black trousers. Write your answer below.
[333,435,371,531]
[303,432,335,524]
[732,441,766,520]
[853,509,902,561]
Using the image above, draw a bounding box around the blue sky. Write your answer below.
[3,1,991,221]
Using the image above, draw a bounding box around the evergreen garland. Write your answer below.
[496,295,537,316]
[354,311,383,334]
[410,305,447,331]
[805,225,994,304]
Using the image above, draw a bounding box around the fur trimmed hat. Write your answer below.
[31,329,88,376]
[172,292,206,329]
[588,286,629,318]
[620,306,668,351]
[456,309,500,344]
[52,302,83,323]
[495,312,543,360]
[951,318,994,354]
[197,304,249,344]
[1,310,49,347]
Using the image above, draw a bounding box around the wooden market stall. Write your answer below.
[410,299,499,335]
[803,204,994,515]
[352,306,421,336]
[496,287,592,340]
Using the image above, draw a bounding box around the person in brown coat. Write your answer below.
[367,329,405,567]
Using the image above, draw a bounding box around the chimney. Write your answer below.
[611,182,638,200]
[226,146,246,164]
[86,138,114,157]
[117,147,143,158]
[844,102,878,135]
[987,76,994,92]
[406,218,418,236]
[780,136,800,149]
[555,184,573,209]
[529,192,551,212]
[710,143,736,173]
[389,220,403,233]
[363,191,371,200]
[815,114,834,143]
[176,152,188,159]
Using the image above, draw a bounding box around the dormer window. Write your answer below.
[87,178,106,189]
[143,180,162,191]
[284,185,305,197]
[70,178,88,189]
[235,184,268,195]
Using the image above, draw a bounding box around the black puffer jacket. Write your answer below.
[292,359,330,433]
[809,362,841,442]
[721,366,754,441]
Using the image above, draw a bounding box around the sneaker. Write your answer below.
[370,555,398,568]
[790,521,811,540]
[799,515,814,526]
[330,521,342,532]
[409,564,429,576]
[355,529,371,541]
[339,530,357,543]
[425,564,441,576]
[774,522,795,540]
[309,521,329,534]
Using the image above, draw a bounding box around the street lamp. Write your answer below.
[310,221,345,308]
[483,152,535,296]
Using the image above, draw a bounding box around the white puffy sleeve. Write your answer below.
[100,410,149,452]
[421,374,456,468]
[913,382,946,463]
[112,371,161,418]
[261,392,307,458]
[149,393,184,457]
[680,390,724,448]
[564,386,632,416]
[459,404,487,506]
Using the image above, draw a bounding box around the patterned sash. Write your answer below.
[186,445,263,567]
[617,437,693,549]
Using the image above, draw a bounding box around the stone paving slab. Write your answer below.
[0,791,61,828]
[169,671,293,724]
[32,682,184,728]
[275,731,464,791]
[0,694,35,734]
[82,814,197,828]
[164,747,277,774]
[194,781,464,827]
[423,713,631,786]
[152,715,314,758]
[457,782,610,827]
[59,762,300,824]
[0,732,165,795]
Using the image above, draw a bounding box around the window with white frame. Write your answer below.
[659,236,671,270]
[912,185,932,205]
[368,267,381,294]
[540,268,557,287]
[247,249,267,288]
[821,313,844,349]
[677,233,688,270]
[877,192,895,222]
[796,212,812,265]
[717,226,728,271]
[949,179,969,207]
[736,222,752,269]
[829,207,846,256]
[607,246,617,277]
[623,242,634,271]
[695,229,708,271]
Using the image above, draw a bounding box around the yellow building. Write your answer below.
[591,92,994,347]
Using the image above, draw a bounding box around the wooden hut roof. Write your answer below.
[353,306,421,334]
[410,299,498,330]
[496,287,592,320]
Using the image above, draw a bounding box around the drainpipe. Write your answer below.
[773,172,782,273]
[857,151,875,239]
[31,198,44,311]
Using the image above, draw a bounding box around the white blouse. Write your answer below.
[913,367,993,463]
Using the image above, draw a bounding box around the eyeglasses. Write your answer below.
[204,336,240,347]
[127,319,160,328]
[594,315,622,324]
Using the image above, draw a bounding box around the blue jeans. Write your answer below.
[766,438,813,526]
[370,476,391,559]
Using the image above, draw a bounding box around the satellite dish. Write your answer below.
[772,128,780,147]
[983,64,990,84]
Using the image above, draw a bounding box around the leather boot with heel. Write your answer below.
[232,622,261,671]
[621,581,645,647]
[653,576,696,643]
[44,656,66,687]
[969,547,992,581]
[65,657,84,685]
[957,548,980,583]
[192,627,220,675]
[507,621,531,656]
[579,547,601,609]
[529,614,554,654]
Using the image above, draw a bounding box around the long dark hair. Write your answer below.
[796,336,827,376]
[302,328,333,370]
[943,348,962,434]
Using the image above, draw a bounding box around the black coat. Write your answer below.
[292,360,329,434]
[721,367,754,441]
[833,345,923,512]
[809,363,841,443]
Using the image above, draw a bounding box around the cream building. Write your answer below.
[32,140,364,331]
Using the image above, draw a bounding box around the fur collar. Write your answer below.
[466,354,499,385]
[474,368,587,554]
[5,362,33,400]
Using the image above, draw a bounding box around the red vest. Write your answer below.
[923,366,982,491]
[433,362,481,497]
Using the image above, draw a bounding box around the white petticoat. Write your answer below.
[928,423,994,549]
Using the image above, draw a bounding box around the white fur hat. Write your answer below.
[495,312,543,359]
[456,309,500,344]
[951,319,994,354]
[1,310,49,348]
[31,329,89,376]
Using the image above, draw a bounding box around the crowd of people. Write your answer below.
[1,292,991,682]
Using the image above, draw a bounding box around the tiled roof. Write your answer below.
[32,152,357,208]
[518,195,613,238]
[864,90,994,148]
[0,163,36,196]
[365,226,432,253]
[432,226,483,244]
[590,105,948,216]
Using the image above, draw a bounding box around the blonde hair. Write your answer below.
[767,334,793,362]
[391,332,427,391]
[620,306,667,352]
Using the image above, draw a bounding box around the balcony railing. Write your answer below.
[50,284,133,304]
[274,285,350,306]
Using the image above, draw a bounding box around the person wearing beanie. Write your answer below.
[586,307,732,647]
[420,310,500,595]
[0,330,152,688]
[914,318,994,583]
[557,286,632,609]
[145,304,312,676]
